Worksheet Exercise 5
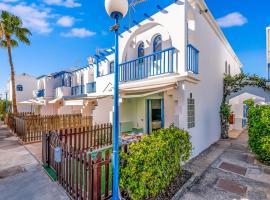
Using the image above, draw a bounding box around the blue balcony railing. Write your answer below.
[187,44,199,74]
[119,47,175,82]
[71,85,85,96]
[87,82,96,93]
[36,89,45,98]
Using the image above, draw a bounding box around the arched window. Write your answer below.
[138,42,145,64]
[153,35,162,53]
[138,42,145,58]
[16,84,23,91]
[153,35,162,60]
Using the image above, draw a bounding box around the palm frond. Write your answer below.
[0,39,18,48]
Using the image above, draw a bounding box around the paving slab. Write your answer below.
[218,162,247,176]
[216,179,247,196]
[0,122,69,200]
[178,129,270,200]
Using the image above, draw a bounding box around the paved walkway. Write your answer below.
[0,122,69,200]
[178,130,270,200]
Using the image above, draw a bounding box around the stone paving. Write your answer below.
[0,122,69,200]
[178,130,270,200]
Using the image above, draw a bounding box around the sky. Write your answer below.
[0,0,269,96]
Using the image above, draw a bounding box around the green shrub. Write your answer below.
[248,105,270,164]
[120,125,192,200]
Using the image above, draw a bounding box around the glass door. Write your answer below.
[146,99,164,134]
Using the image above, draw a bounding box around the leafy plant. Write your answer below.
[220,73,269,138]
[248,105,270,165]
[120,125,192,200]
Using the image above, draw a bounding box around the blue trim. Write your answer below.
[161,98,164,128]
[35,89,45,97]
[187,44,199,74]
[112,13,120,200]
[71,85,85,96]
[268,63,270,80]
[36,75,46,79]
[16,85,23,92]
[119,47,175,82]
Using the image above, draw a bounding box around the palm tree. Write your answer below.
[0,11,31,114]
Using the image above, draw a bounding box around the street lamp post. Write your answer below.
[104,0,128,200]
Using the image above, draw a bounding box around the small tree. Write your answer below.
[0,11,31,114]
[220,73,269,138]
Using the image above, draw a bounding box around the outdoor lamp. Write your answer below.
[105,0,128,19]
[104,0,128,200]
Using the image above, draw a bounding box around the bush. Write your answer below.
[120,125,192,200]
[248,105,270,164]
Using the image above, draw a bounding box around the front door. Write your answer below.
[146,99,164,134]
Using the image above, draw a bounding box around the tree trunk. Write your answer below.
[7,36,18,114]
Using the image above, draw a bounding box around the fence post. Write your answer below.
[46,131,51,167]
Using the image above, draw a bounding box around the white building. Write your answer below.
[7,73,37,113]
[228,27,270,131]
[30,0,242,157]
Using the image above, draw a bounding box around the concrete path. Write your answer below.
[0,122,70,200]
[178,130,270,200]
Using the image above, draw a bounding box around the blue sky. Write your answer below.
[0,0,269,95]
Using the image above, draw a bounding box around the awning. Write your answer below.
[64,99,84,106]
[120,82,176,94]
[18,99,44,105]
[48,98,62,104]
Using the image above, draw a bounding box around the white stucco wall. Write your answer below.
[7,73,37,112]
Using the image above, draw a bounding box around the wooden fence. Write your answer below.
[6,114,93,143]
[42,124,113,200]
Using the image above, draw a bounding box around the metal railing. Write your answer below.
[119,47,175,82]
[187,44,199,74]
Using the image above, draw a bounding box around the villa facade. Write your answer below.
[20,0,242,157]
[7,73,37,113]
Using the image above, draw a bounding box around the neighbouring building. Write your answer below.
[7,73,37,113]
[27,0,243,157]
[228,27,270,131]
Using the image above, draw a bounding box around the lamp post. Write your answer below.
[105,0,128,199]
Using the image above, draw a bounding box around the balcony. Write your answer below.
[71,85,85,96]
[87,82,96,93]
[187,44,199,74]
[119,47,175,82]
[34,89,45,98]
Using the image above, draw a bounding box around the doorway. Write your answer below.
[146,99,164,133]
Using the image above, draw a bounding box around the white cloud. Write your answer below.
[57,16,75,27]
[44,0,81,8]
[0,3,52,34]
[61,28,96,38]
[217,12,248,28]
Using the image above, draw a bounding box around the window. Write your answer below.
[138,42,145,63]
[153,35,162,52]
[80,75,84,94]
[109,62,114,74]
[16,84,23,91]
[187,93,195,128]
[228,64,231,75]
[153,35,162,60]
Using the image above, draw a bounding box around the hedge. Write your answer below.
[248,105,270,164]
[120,125,192,200]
